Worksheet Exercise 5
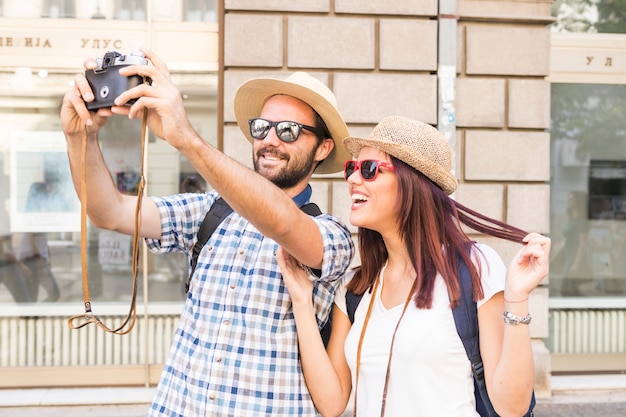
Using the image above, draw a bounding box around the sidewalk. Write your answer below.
[0,387,153,417]
[533,374,626,417]
[1,375,625,417]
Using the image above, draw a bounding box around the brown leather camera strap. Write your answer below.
[67,109,148,334]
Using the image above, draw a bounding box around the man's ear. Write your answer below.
[315,138,334,163]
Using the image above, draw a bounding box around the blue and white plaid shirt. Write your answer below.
[146,189,354,416]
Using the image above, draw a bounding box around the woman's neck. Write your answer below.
[379,254,416,309]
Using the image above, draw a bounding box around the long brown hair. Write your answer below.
[347,156,528,308]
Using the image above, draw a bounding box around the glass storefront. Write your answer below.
[1,116,213,306]
[0,0,218,385]
[549,83,626,297]
[547,1,626,372]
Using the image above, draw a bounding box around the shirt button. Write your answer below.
[216,357,222,363]
[230,284,236,289]
[238,249,244,255]
[223,320,230,326]
[209,394,216,400]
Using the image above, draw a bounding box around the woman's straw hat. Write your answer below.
[343,115,458,194]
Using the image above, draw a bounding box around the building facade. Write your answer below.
[0,0,624,400]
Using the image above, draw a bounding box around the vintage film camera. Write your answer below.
[85,51,150,110]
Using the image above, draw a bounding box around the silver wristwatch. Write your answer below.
[502,310,532,325]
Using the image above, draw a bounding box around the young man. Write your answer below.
[60,49,355,416]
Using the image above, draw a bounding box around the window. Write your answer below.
[184,0,217,22]
[114,0,146,21]
[552,0,626,34]
[42,0,75,18]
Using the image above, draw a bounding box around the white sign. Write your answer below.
[98,229,131,271]
[10,131,80,232]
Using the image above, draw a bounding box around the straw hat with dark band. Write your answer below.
[234,72,351,174]
[343,115,458,195]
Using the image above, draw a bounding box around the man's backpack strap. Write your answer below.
[452,252,536,417]
[300,202,322,217]
[186,197,233,293]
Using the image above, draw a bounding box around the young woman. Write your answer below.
[277,115,550,417]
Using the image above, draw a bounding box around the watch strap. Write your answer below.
[502,310,532,325]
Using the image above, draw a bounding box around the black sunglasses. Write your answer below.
[248,118,324,143]
[344,159,395,181]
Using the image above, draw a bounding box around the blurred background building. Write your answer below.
[0,0,624,398]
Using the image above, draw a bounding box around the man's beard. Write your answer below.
[254,147,317,189]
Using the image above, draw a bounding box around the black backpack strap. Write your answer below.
[186,197,233,292]
[297,202,322,277]
[452,255,498,417]
[321,286,362,347]
[300,202,321,217]
[346,290,363,324]
[452,251,535,417]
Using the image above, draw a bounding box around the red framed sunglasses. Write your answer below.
[344,159,395,181]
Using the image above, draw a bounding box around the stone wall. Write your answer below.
[222,0,554,397]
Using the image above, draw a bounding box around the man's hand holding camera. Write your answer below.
[61,48,195,148]
[113,49,195,146]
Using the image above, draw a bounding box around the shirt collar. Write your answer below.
[292,184,312,208]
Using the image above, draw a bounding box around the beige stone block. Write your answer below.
[380,19,437,70]
[507,184,550,234]
[288,17,375,69]
[225,0,329,12]
[529,286,551,399]
[334,73,437,124]
[466,25,550,76]
[459,0,553,21]
[313,171,345,181]
[456,78,505,127]
[332,180,355,234]
[457,26,465,74]
[529,286,549,339]
[471,235,520,266]
[223,70,329,123]
[223,125,253,169]
[532,339,552,399]
[508,79,551,129]
[309,181,329,213]
[336,0,437,15]
[345,126,375,142]
[224,14,283,67]
[455,183,505,222]
[465,130,550,181]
